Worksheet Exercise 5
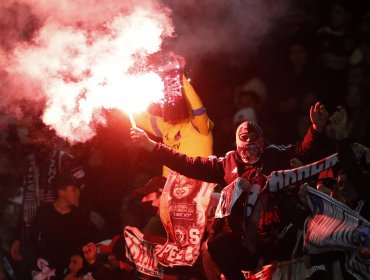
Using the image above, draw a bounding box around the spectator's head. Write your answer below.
[133,176,166,215]
[162,97,189,124]
[329,1,352,31]
[67,252,85,276]
[352,142,370,172]
[54,173,81,207]
[235,121,265,164]
[148,94,189,125]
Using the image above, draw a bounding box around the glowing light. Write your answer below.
[7,6,173,143]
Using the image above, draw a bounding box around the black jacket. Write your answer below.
[150,126,326,185]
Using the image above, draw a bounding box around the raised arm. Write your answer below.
[295,102,331,162]
[182,75,213,135]
[133,111,165,138]
[330,106,370,198]
[130,127,224,183]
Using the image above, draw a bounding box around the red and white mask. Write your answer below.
[236,121,265,164]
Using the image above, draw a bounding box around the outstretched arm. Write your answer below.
[172,53,212,135]
[130,127,224,183]
[130,127,157,152]
[295,102,331,162]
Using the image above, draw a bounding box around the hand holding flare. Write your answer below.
[130,127,156,151]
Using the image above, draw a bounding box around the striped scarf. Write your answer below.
[21,149,77,242]
[304,187,370,280]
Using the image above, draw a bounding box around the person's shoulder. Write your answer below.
[225,150,237,157]
[205,150,236,163]
[219,150,238,162]
[262,145,294,171]
[266,144,294,153]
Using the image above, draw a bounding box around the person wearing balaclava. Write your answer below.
[133,52,213,178]
[130,102,330,280]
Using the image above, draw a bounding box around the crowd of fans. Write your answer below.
[0,0,369,279]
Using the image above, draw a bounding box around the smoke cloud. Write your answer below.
[1,0,173,142]
[0,0,291,142]
[164,0,291,58]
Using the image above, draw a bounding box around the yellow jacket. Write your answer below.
[134,75,213,177]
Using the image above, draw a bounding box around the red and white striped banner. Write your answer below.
[156,172,216,266]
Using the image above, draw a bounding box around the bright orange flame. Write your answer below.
[98,72,164,113]
[8,7,173,143]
